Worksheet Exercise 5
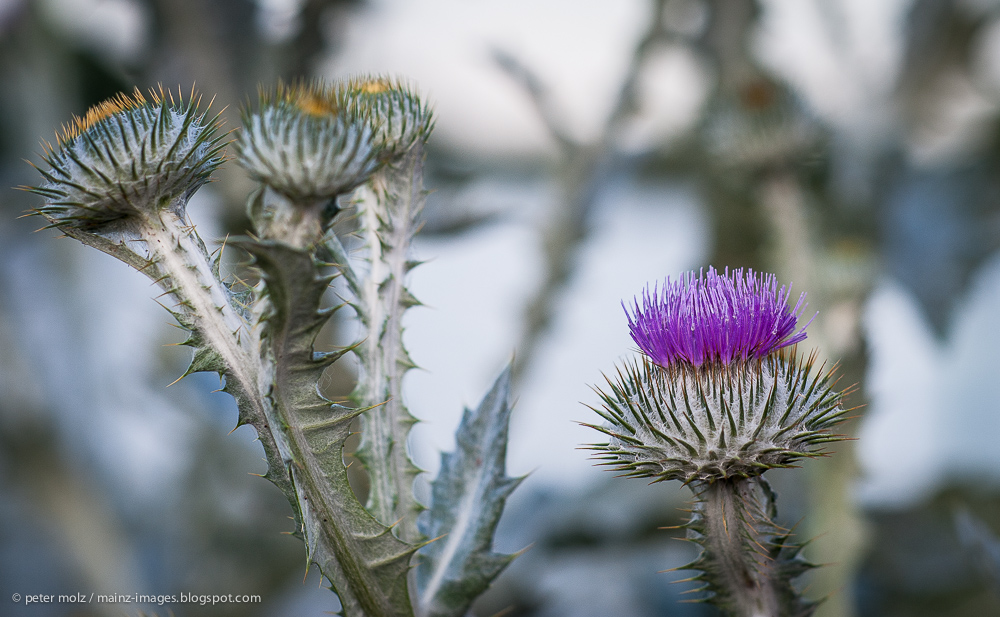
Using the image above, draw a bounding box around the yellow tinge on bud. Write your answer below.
[236,79,380,202]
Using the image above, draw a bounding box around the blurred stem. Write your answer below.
[758,169,867,617]
[690,3,873,611]
[701,0,760,92]
[501,0,669,378]
[516,143,604,379]
[758,171,814,306]
[354,146,426,542]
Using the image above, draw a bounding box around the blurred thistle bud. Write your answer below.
[345,76,433,159]
[25,87,225,231]
[236,80,380,202]
[585,267,849,484]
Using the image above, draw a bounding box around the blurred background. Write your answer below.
[3,0,1000,615]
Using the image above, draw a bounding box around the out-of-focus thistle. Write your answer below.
[584,267,852,617]
[236,80,381,248]
[345,76,433,159]
[27,78,521,617]
[237,80,379,202]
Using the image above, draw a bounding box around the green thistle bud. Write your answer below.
[346,76,433,158]
[236,80,380,202]
[25,87,226,231]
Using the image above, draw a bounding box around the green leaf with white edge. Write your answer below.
[234,237,417,617]
[415,364,525,617]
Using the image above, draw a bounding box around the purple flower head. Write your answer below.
[624,267,812,367]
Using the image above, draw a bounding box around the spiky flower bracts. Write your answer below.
[237,81,379,203]
[29,87,226,231]
[589,353,844,485]
[236,77,433,204]
[585,268,850,617]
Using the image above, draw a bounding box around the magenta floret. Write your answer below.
[625,267,811,367]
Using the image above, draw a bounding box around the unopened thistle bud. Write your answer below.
[346,76,432,158]
[236,80,380,202]
[26,87,225,231]
[585,267,848,484]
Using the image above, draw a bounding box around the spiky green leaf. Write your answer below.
[415,365,524,617]
[235,238,417,617]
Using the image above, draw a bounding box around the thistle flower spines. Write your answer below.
[28,86,225,230]
[585,354,846,484]
[55,89,149,146]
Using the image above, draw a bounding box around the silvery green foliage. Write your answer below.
[334,81,434,544]
[348,144,428,543]
[27,79,520,617]
[29,86,416,617]
[585,354,847,484]
[415,366,524,617]
[234,238,417,617]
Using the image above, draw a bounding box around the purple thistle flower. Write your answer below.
[588,268,849,616]
[624,267,811,367]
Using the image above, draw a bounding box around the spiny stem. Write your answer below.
[697,479,781,617]
[687,477,816,617]
[355,144,426,542]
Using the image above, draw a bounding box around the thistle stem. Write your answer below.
[148,215,254,367]
[355,146,426,542]
[693,478,785,617]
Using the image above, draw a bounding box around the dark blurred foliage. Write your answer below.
[3,0,1000,616]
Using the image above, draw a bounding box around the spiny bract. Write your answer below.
[587,268,848,484]
[585,354,848,483]
[26,86,226,230]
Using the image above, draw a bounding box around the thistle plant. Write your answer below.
[24,79,521,617]
[584,268,851,617]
